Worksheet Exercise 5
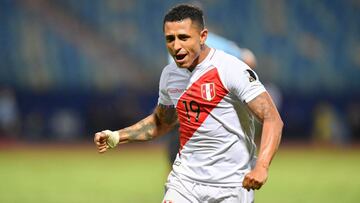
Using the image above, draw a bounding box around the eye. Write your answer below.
[166,36,175,43]
[178,35,190,41]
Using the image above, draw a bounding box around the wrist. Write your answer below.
[255,160,270,171]
[106,130,120,148]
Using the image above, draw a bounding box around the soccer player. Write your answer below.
[166,32,258,168]
[94,4,283,203]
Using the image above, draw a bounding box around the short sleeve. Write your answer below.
[224,59,266,103]
[157,67,174,106]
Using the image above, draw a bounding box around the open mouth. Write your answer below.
[175,54,187,61]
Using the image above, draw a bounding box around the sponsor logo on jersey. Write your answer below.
[201,83,216,101]
[163,200,173,203]
[168,88,185,94]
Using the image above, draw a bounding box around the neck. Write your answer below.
[187,45,211,72]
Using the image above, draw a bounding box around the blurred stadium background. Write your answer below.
[0,0,360,202]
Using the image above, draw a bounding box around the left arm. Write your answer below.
[242,91,283,190]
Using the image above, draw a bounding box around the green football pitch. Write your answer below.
[0,143,359,203]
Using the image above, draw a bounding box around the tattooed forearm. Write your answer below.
[124,120,155,141]
[134,119,157,140]
[117,105,178,144]
[118,116,156,143]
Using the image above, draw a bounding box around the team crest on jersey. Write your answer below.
[163,200,173,203]
[201,83,216,101]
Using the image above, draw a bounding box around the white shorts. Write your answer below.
[162,172,254,203]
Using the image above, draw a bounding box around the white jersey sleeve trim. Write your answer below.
[243,86,266,103]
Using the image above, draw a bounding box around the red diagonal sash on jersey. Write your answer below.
[176,67,229,152]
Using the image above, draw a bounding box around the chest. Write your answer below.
[168,68,227,102]
[166,68,229,121]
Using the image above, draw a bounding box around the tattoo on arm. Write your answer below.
[127,119,154,141]
[119,104,177,143]
[155,104,178,126]
[247,92,283,168]
[247,92,276,122]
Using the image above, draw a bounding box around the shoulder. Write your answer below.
[159,62,185,89]
[162,62,177,74]
[160,63,177,79]
[211,50,259,91]
[212,49,249,73]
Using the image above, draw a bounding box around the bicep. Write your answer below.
[246,92,280,123]
[154,104,178,127]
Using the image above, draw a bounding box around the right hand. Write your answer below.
[94,130,119,153]
[242,164,268,191]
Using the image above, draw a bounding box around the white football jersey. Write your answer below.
[158,49,266,186]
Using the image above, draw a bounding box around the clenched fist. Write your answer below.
[242,165,268,191]
[94,130,120,153]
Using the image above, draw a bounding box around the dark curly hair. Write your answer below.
[163,4,205,31]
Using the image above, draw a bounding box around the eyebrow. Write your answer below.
[165,33,190,39]
[178,34,190,38]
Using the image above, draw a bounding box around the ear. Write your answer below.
[200,28,208,45]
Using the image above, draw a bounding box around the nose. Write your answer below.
[173,38,181,51]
